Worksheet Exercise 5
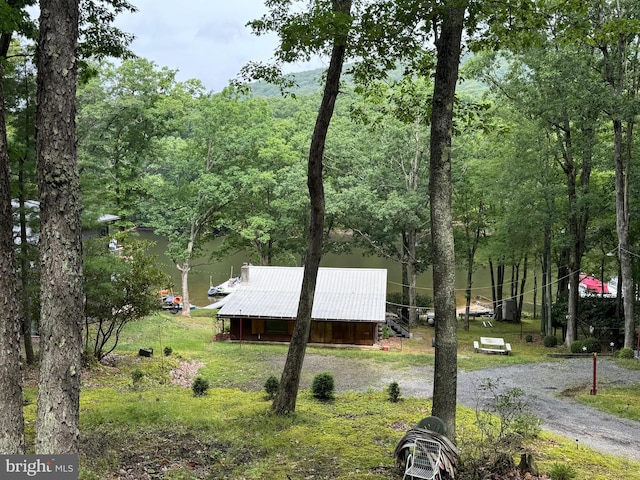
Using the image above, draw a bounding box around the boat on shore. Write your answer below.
[207,269,241,296]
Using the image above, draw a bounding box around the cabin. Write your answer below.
[217,264,387,346]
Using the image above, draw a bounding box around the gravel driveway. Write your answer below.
[298,354,640,463]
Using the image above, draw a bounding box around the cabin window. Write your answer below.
[265,320,287,334]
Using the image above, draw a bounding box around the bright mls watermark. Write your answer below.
[1,455,78,479]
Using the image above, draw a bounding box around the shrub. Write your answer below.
[192,377,210,397]
[163,346,173,356]
[582,337,601,353]
[570,340,585,353]
[131,368,144,386]
[312,372,334,400]
[381,325,392,339]
[548,462,577,480]
[617,347,635,359]
[525,334,533,343]
[543,335,558,347]
[264,375,279,399]
[387,381,401,402]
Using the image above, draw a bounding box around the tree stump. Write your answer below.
[519,453,538,476]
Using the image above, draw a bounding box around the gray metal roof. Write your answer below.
[217,265,387,323]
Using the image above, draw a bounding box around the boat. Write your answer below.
[208,268,241,296]
[208,276,241,296]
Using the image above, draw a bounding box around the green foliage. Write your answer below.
[71,315,640,479]
[525,335,533,343]
[386,292,432,309]
[83,237,169,360]
[570,340,585,353]
[130,369,144,388]
[387,381,401,402]
[471,378,541,464]
[191,377,210,397]
[163,346,173,357]
[381,325,392,339]
[552,296,624,345]
[570,338,600,354]
[582,337,601,353]
[548,462,577,480]
[543,335,558,348]
[617,347,635,359]
[311,372,335,401]
[264,375,280,399]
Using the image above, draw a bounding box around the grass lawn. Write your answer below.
[24,310,640,479]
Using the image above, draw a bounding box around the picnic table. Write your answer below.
[474,336,511,355]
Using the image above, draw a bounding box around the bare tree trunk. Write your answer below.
[35,0,83,454]
[0,37,26,454]
[271,0,351,415]
[179,228,195,317]
[404,230,418,326]
[19,155,36,364]
[429,0,467,440]
[614,118,634,348]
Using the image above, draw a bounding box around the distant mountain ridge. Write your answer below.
[247,62,487,98]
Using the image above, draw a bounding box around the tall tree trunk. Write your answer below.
[19,154,36,364]
[429,0,467,440]
[271,0,351,415]
[517,255,528,323]
[403,230,418,327]
[35,0,83,454]
[614,118,634,348]
[0,34,26,455]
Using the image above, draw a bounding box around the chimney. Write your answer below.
[240,262,250,284]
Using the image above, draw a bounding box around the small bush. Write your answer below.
[163,346,173,356]
[192,377,210,397]
[570,340,585,353]
[312,372,335,400]
[582,337,601,353]
[387,381,401,402]
[543,335,558,347]
[617,347,635,359]
[548,462,577,480]
[525,334,533,343]
[131,368,144,386]
[381,325,392,339]
[264,375,279,399]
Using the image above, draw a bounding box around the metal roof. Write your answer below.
[218,265,387,323]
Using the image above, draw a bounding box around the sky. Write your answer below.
[114,0,326,93]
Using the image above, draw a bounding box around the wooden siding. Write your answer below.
[229,318,378,346]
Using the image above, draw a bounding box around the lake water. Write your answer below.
[136,230,506,309]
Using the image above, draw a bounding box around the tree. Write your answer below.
[83,237,168,360]
[4,42,39,365]
[145,89,273,313]
[77,58,194,226]
[34,0,83,454]
[343,77,432,327]
[245,0,353,415]
[452,126,488,331]
[588,0,640,349]
[0,1,28,453]
[429,0,468,440]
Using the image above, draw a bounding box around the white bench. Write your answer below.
[474,337,511,355]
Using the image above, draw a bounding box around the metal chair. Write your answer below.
[402,437,442,480]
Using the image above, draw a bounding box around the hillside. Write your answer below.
[247,62,488,98]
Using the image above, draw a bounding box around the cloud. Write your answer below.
[114,0,326,93]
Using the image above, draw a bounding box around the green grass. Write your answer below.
[573,383,640,422]
[36,311,640,479]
